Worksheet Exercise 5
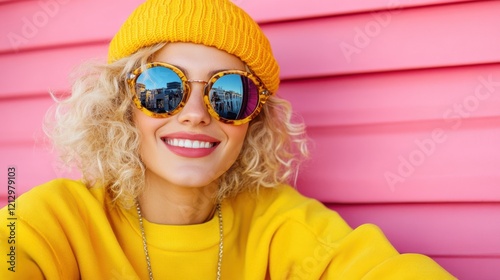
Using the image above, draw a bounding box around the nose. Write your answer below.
[176,82,212,126]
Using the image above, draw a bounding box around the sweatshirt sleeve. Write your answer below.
[0,180,84,280]
[319,224,456,280]
[262,186,456,279]
[0,206,61,279]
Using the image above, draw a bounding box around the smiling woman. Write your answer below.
[0,0,457,279]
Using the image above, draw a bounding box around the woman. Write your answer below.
[0,0,456,279]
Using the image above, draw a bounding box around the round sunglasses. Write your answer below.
[127,62,271,125]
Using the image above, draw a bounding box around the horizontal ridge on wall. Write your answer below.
[2,0,500,99]
[298,120,500,203]
[0,0,478,54]
[327,202,500,256]
[1,1,498,71]
[282,63,500,127]
[235,0,475,23]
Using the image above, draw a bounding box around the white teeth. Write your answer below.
[193,141,200,148]
[165,138,214,149]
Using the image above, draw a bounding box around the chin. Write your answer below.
[162,174,221,189]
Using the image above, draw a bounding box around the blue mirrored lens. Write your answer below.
[136,67,183,113]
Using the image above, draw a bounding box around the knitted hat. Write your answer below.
[108,0,280,94]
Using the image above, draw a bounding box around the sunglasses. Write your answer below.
[127,62,271,125]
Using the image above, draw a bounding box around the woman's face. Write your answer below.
[133,42,249,189]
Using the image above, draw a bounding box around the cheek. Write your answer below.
[133,110,150,138]
[133,111,150,159]
[133,107,162,133]
[132,109,164,152]
[225,123,249,152]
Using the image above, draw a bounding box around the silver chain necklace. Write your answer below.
[136,202,224,280]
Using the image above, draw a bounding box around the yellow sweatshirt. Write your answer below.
[0,179,455,279]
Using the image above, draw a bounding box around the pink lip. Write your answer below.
[161,132,220,143]
[161,132,220,158]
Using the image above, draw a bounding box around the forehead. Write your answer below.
[153,42,246,75]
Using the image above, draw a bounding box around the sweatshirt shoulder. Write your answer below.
[249,184,325,208]
[235,184,353,237]
[24,178,88,194]
[252,184,341,218]
[21,178,94,200]
[5,178,105,217]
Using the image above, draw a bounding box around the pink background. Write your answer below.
[1,0,499,278]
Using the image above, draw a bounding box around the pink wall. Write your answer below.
[1,0,499,278]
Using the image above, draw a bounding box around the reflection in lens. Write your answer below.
[136,66,183,113]
[209,74,259,120]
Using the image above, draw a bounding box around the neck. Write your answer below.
[138,181,219,225]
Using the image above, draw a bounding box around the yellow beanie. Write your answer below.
[108,0,280,94]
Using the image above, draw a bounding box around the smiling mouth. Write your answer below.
[162,138,218,149]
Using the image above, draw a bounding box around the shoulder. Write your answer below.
[230,186,354,277]
[244,184,347,218]
[0,179,110,279]
[235,184,330,212]
[22,178,102,201]
[19,178,92,196]
[0,178,109,245]
[4,178,106,220]
[231,184,353,242]
[230,186,456,279]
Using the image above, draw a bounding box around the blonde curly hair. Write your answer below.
[45,43,309,207]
